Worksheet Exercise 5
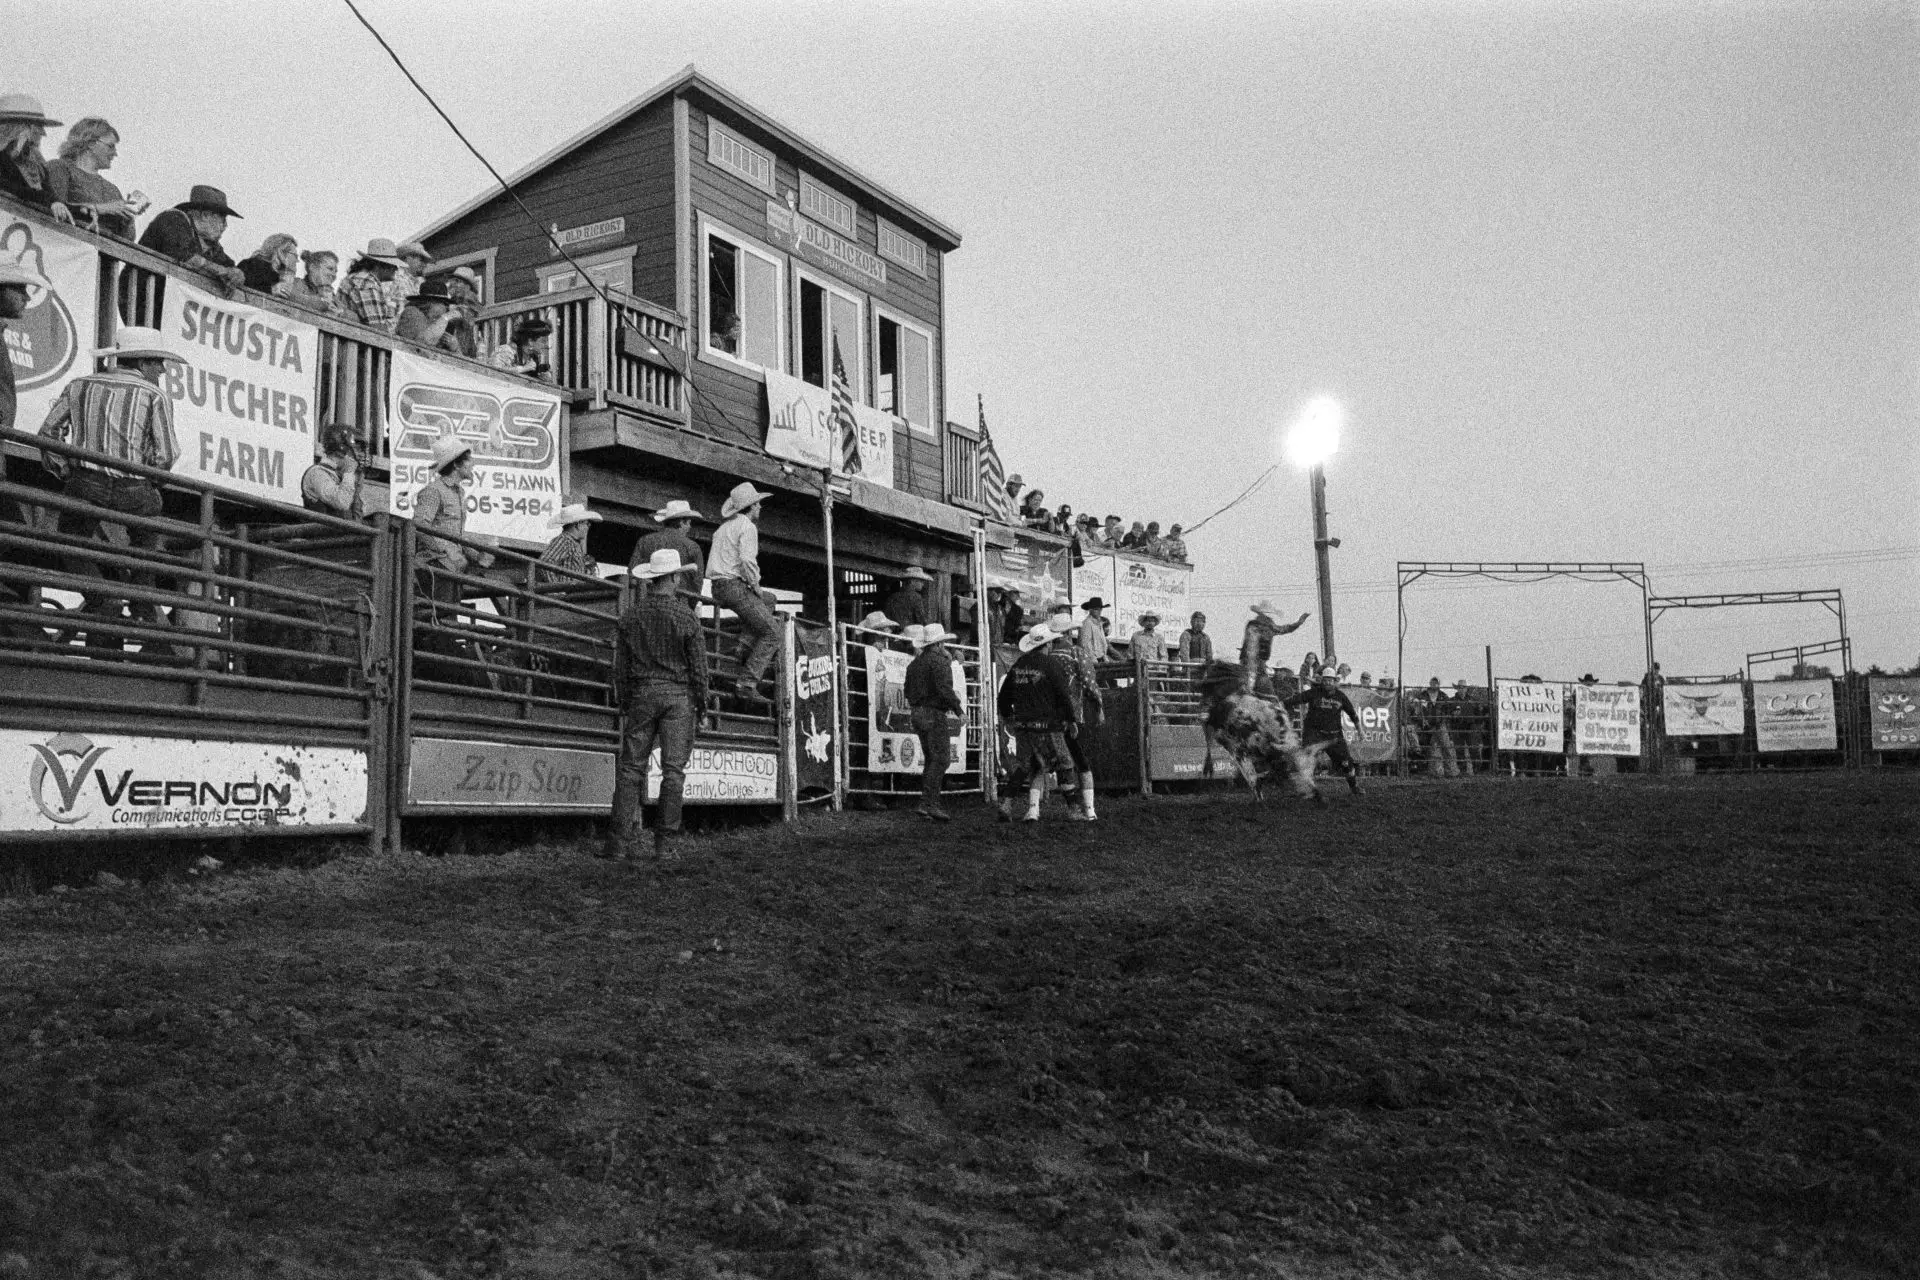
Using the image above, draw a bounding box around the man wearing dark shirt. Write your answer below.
[905,622,964,822]
[996,623,1083,823]
[629,498,706,591]
[609,548,710,861]
[883,565,936,627]
[1283,665,1363,803]
[0,260,40,625]
[138,185,245,291]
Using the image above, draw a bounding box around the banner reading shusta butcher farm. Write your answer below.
[1496,679,1565,752]
[1573,684,1641,756]
[387,349,564,545]
[2,215,97,436]
[155,280,319,504]
[1753,679,1837,753]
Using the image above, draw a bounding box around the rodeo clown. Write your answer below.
[1282,659,1363,806]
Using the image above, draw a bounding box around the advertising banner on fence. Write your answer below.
[1345,685,1399,765]
[863,644,963,773]
[1113,555,1193,642]
[1573,684,1642,756]
[1868,675,1920,751]
[2,215,97,437]
[762,369,894,489]
[1073,554,1118,623]
[1754,679,1837,753]
[647,746,779,803]
[1662,683,1746,736]
[1496,679,1565,752]
[983,531,1072,613]
[0,730,365,835]
[408,738,612,809]
[792,622,837,794]
[387,348,564,545]
[154,279,319,504]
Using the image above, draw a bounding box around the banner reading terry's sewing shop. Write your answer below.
[2,214,98,436]
[387,348,564,545]
[1573,684,1641,756]
[763,369,894,488]
[154,279,319,504]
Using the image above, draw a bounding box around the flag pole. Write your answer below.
[820,466,844,811]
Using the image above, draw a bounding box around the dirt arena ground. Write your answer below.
[0,772,1914,1280]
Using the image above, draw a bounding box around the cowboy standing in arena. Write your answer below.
[1283,662,1363,807]
[608,548,708,861]
[904,622,964,822]
[1238,600,1310,697]
[996,622,1083,824]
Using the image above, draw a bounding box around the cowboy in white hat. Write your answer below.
[391,241,434,310]
[339,238,411,333]
[537,496,602,584]
[708,480,779,703]
[410,434,481,577]
[628,497,705,585]
[854,609,900,640]
[137,183,246,291]
[1239,600,1311,697]
[1044,605,1101,820]
[882,563,935,628]
[904,622,964,821]
[996,622,1084,823]
[1130,611,1169,664]
[609,548,709,862]
[0,258,49,430]
[1281,654,1364,806]
[35,326,186,648]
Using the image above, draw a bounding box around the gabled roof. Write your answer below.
[412,64,962,250]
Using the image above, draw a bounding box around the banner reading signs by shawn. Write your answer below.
[1662,683,1746,736]
[387,348,565,545]
[155,278,319,504]
[1495,679,1565,752]
[1868,675,1920,751]
[2,214,97,436]
[762,369,895,488]
[1573,684,1641,756]
[1753,679,1837,753]
[1113,555,1193,642]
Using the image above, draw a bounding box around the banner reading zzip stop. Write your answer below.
[386,349,564,546]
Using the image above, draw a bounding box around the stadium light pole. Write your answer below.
[1284,398,1342,662]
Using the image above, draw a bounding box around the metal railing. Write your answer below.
[838,624,985,797]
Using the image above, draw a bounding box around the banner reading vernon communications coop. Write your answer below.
[155,277,319,504]
[2,214,98,437]
[387,348,565,545]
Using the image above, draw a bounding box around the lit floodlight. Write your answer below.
[1284,396,1342,467]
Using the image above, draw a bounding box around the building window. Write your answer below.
[537,248,632,295]
[703,221,784,372]
[877,218,928,277]
[876,310,934,435]
[797,272,864,398]
[708,121,776,193]
[799,172,857,238]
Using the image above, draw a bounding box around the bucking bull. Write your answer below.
[1193,661,1318,801]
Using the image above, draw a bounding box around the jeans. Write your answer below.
[60,471,164,648]
[911,705,953,807]
[712,577,780,686]
[612,682,698,842]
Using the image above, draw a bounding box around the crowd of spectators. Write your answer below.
[0,95,549,377]
[1003,474,1189,565]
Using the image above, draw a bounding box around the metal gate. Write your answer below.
[837,624,985,797]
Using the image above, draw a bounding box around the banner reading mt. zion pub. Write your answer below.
[156,278,320,504]
[762,369,895,488]
[1495,679,1565,752]
[387,349,565,545]
[2,215,98,436]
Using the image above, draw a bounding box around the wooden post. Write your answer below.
[1136,647,1151,797]
[778,615,798,822]
[974,524,996,804]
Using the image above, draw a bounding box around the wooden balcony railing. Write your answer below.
[481,285,688,429]
[944,420,983,509]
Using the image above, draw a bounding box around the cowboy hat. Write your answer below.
[633,548,695,579]
[898,565,932,582]
[1046,613,1075,634]
[412,278,453,303]
[1250,600,1281,617]
[0,94,61,127]
[857,610,899,632]
[429,435,473,473]
[93,326,183,364]
[0,260,50,290]
[396,242,434,262]
[356,237,408,267]
[900,625,926,647]
[1005,473,1023,486]
[449,265,482,290]
[1081,597,1106,611]
[179,184,241,218]
[1018,622,1056,653]
[512,315,554,339]
[1137,612,1161,625]
[652,499,702,523]
[722,481,773,517]
[547,501,601,529]
[914,623,952,649]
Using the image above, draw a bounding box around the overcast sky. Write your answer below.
[15,0,1915,678]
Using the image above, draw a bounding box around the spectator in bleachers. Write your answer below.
[1142,521,1166,556]
[1053,502,1075,535]
[139,185,245,291]
[491,316,554,381]
[287,250,344,316]
[1003,473,1024,506]
[1177,611,1212,663]
[629,498,706,587]
[1163,524,1189,564]
[1018,488,1050,530]
[235,233,299,296]
[1121,521,1147,549]
[0,259,41,428]
[883,565,935,627]
[0,95,74,223]
[538,498,601,585]
[1092,514,1118,547]
[1131,612,1169,662]
[708,480,780,704]
[440,267,483,358]
[46,117,140,239]
[395,278,456,348]
[300,423,368,519]
[1299,651,1322,682]
[391,241,433,308]
[1358,671,1373,688]
[36,326,184,649]
[339,239,408,332]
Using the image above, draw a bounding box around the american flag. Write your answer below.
[977,396,1016,522]
[832,334,862,476]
